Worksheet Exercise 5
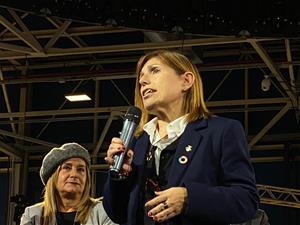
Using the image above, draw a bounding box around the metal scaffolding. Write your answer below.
[257,184,300,208]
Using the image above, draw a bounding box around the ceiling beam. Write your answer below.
[0,98,290,119]
[0,69,16,133]
[208,98,290,107]
[0,42,34,53]
[0,25,136,41]
[92,111,123,156]
[8,9,44,53]
[44,20,72,50]
[248,103,290,148]
[285,39,296,93]
[0,14,43,53]
[207,69,232,101]
[45,37,272,55]
[8,58,21,66]
[1,58,300,75]
[0,106,129,119]
[0,140,23,159]
[46,17,87,47]
[0,128,58,147]
[249,40,297,107]
[0,36,277,60]
[0,12,28,38]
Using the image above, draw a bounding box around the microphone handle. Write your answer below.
[110,120,137,177]
[120,119,136,148]
[111,152,125,174]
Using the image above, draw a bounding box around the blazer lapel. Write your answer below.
[133,133,150,165]
[167,119,208,187]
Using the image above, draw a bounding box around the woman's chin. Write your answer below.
[144,103,157,114]
[62,185,82,195]
[61,190,82,198]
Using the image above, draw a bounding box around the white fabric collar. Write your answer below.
[143,114,188,147]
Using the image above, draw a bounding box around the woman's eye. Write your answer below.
[151,67,160,74]
[62,165,71,170]
[78,168,85,173]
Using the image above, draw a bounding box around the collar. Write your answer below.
[143,114,188,146]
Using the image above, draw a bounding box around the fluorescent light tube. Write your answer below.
[65,94,91,102]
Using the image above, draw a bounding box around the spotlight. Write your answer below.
[261,75,271,92]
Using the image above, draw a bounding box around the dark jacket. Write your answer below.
[103,116,259,225]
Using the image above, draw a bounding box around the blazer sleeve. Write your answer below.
[20,207,32,225]
[102,173,134,224]
[20,205,40,225]
[184,119,259,224]
[92,199,119,225]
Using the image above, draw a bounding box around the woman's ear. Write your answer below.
[182,72,195,91]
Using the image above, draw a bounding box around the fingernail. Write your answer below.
[152,216,157,221]
[148,212,152,217]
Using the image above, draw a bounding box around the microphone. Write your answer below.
[110,106,142,178]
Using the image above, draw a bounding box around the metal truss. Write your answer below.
[0,7,298,159]
[257,184,300,208]
[0,5,299,225]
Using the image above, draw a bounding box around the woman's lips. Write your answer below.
[142,88,155,98]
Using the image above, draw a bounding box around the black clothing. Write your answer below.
[137,138,181,225]
[56,211,80,225]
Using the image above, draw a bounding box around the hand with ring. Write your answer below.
[104,137,134,176]
[145,187,188,222]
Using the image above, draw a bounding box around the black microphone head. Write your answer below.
[124,106,142,124]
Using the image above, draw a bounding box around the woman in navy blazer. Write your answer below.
[103,50,259,225]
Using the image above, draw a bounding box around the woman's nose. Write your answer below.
[139,73,149,85]
[70,168,78,177]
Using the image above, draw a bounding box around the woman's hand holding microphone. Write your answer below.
[105,137,134,177]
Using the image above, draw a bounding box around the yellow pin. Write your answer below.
[185,145,192,152]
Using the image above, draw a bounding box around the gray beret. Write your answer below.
[40,142,91,185]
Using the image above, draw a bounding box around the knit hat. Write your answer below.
[40,142,91,185]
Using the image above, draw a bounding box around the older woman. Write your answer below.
[20,143,117,225]
[103,50,259,225]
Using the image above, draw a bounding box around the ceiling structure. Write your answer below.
[0,1,299,214]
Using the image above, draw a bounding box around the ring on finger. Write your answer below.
[162,201,168,209]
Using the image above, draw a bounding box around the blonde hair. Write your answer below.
[41,160,95,225]
[134,49,211,135]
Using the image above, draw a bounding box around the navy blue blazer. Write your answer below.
[103,116,259,225]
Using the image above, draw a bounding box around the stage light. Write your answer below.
[261,75,271,92]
